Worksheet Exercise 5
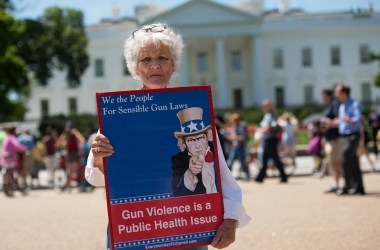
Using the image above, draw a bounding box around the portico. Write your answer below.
[148,0,261,108]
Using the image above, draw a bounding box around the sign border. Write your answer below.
[96,85,224,250]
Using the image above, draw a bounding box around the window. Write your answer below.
[68,97,77,115]
[361,82,371,108]
[233,88,243,108]
[67,80,79,88]
[231,51,242,71]
[95,58,104,77]
[275,86,285,107]
[302,47,312,67]
[122,57,130,76]
[197,52,208,73]
[273,48,283,69]
[304,85,314,104]
[330,46,340,66]
[40,99,49,117]
[38,81,48,87]
[360,45,370,64]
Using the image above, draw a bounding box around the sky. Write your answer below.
[12,0,380,25]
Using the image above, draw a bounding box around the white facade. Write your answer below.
[25,0,380,122]
[261,11,380,106]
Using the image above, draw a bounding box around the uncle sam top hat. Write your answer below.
[174,107,211,139]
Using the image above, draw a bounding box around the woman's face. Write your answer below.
[136,43,174,90]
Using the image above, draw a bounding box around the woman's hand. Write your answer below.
[211,219,238,249]
[91,133,114,173]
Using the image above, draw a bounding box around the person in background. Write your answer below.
[17,130,35,188]
[255,99,288,183]
[226,113,250,181]
[79,126,98,192]
[358,116,376,172]
[79,132,96,193]
[306,121,324,175]
[42,128,57,187]
[368,105,380,159]
[55,121,85,191]
[85,23,250,250]
[0,126,6,168]
[0,126,28,196]
[278,112,298,167]
[335,84,365,195]
[215,114,228,159]
[319,88,342,193]
[31,135,46,187]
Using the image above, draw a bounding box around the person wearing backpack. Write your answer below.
[306,121,324,175]
[255,99,288,183]
[55,121,85,191]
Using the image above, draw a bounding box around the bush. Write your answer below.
[215,103,324,125]
[39,113,98,137]
[215,105,322,147]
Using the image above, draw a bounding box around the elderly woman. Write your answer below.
[85,23,250,250]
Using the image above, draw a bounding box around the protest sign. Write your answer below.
[96,86,224,250]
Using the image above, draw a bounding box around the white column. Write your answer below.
[216,37,228,108]
[179,45,189,86]
[252,35,264,106]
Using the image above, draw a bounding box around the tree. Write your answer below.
[40,7,89,87]
[0,0,13,11]
[18,7,89,87]
[369,52,380,87]
[0,2,89,121]
[0,9,29,121]
[17,19,53,86]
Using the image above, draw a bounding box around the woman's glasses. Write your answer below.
[132,24,167,38]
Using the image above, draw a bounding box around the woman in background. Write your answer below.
[255,99,288,183]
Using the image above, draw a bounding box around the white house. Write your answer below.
[25,0,380,123]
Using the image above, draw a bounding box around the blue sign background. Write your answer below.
[98,88,213,200]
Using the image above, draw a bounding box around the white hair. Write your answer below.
[124,23,184,80]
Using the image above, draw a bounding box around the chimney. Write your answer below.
[135,4,159,23]
[111,3,121,21]
[279,0,290,14]
[238,0,264,15]
[369,2,374,13]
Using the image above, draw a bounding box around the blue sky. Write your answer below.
[12,0,379,25]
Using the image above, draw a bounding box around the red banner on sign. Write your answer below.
[111,193,223,243]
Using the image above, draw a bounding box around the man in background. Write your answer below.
[335,84,365,195]
[368,105,380,159]
[320,88,342,194]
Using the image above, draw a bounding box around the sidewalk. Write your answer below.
[0,154,378,189]
[0,170,379,249]
[231,154,379,179]
[224,173,380,250]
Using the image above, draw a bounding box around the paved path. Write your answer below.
[0,154,377,188]
[0,158,379,250]
[227,173,380,250]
